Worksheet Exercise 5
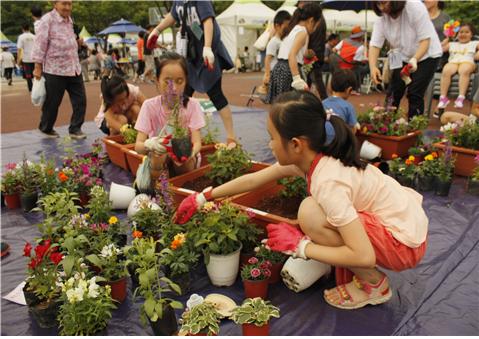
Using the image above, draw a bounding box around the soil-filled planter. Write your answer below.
[206,245,242,287]
[102,134,133,170]
[23,284,41,307]
[123,145,145,177]
[243,279,269,299]
[199,144,216,167]
[20,191,38,212]
[467,178,479,196]
[395,175,415,189]
[269,262,285,284]
[4,193,21,209]
[356,130,421,160]
[416,175,435,192]
[30,299,61,329]
[105,277,127,303]
[433,142,479,177]
[171,137,192,161]
[148,304,178,336]
[242,323,270,336]
[434,178,452,197]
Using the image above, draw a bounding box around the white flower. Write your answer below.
[467,115,477,123]
[395,118,407,125]
[440,122,457,132]
[87,278,100,299]
[78,279,88,293]
[66,287,84,303]
[74,272,81,280]
[100,243,120,258]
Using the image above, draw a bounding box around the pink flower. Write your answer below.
[246,210,256,219]
[80,164,90,176]
[263,268,271,278]
[5,163,16,171]
[475,154,479,163]
[248,257,258,264]
[250,268,261,278]
[260,260,272,269]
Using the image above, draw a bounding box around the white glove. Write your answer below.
[203,47,215,69]
[144,137,166,154]
[195,186,213,210]
[408,57,417,73]
[292,237,312,260]
[291,75,308,91]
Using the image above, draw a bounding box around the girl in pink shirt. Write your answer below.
[175,90,428,310]
[135,52,205,180]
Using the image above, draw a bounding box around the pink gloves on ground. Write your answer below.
[265,222,311,259]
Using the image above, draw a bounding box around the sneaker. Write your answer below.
[437,96,450,109]
[432,109,445,119]
[454,95,465,108]
[40,129,60,138]
[69,131,87,140]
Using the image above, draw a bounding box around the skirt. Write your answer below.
[266,59,293,104]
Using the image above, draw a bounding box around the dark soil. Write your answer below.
[182,176,215,192]
[255,195,302,220]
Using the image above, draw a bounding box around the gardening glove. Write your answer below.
[400,64,412,85]
[146,29,160,50]
[203,47,215,71]
[265,222,311,259]
[175,187,213,224]
[291,75,308,91]
[144,135,172,154]
[407,57,417,73]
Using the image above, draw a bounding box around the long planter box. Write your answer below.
[199,144,216,167]
[123,145,145,177]
[356,130,421,160]
[433,142,479,177]
[102,135,133,171]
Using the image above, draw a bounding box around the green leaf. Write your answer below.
[170,300,183,309]
[61,255,75,276]
[85,254,102,268]
[144,298,156,318]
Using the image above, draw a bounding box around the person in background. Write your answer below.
[17,23,36,92]
[134,31,145,83]
[89,49,101,80]
[31,4,43,33]
[323,33,339,71]
[0,47,16,86]
[141,25,156,84]
[440,88,479,124]
[424,0,450,70]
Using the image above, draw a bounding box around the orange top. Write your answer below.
[137,38,144,60]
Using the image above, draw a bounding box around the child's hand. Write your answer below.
[175,188,213,224]
[265,222,311,259]
[146,30,159,50]
[407,57,417,73]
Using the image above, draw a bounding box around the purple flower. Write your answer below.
[248,257,258,264]
[475,154,479,163]
[250,268,261,278]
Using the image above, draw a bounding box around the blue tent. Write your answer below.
[98,19,145,35]
[0,40,17,53]
[118,38,136,45]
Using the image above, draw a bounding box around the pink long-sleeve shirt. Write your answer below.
[31,9,81,76]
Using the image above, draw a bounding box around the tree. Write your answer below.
[443,1,479,28]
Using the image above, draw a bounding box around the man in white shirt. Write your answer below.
[17,23,36,92]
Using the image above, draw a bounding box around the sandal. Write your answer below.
[324,274,392,310]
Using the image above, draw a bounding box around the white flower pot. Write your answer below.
[281,257,331,293]
[206,245,242,287]
[127,194,160,218]
[109,182,136,210]
[360,140,382,160]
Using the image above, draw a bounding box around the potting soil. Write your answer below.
[255,195,302,220]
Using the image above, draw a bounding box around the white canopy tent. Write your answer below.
[216,0,275,61]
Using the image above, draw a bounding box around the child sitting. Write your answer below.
[322,70,360,134]
[437,23,479,109]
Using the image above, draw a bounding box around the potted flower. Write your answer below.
[241,256,272,299]
[230,298,280,336]
[416,151,440,192]
[1,163,21,209]
[130,205,170,239]
[434,143,456,197]
[467,155,479,195]
[254,244,287,284]
[180,301,222,336]
[388,154,417,188]
[86,243,128,303]
[18,156,40,212]
[23,239,63,328]
[58,274,116,335]
[408,144,429,165]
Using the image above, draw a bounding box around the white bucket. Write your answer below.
[109,182,136,210]
[360,140,382,160]
[206,245,242,287]
[281,257,331,292]
[127,194,160,217]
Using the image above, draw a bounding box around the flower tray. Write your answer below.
[433,142,479,177]
[102,135,133,171]
[356,130,421,160]
[122,145,145,177]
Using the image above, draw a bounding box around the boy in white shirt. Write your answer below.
[17,23,36,91]
[0,47,16,86]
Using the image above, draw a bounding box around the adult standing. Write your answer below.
[147,0,237,143]
[369,0,442,119]
[31,5,42,33]
[134,31,145,83]
[31,0,86,139]
[425,0,450,70]
[17,23,36,92]
[141,26,156,83]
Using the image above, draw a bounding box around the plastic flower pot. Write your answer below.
[396,175,415,189]
[20,191,38,212]
[356,130,421,159]
[23,283,41,307]
[107,276,127,303]
[242,323,269,336]
[102,134,132,170]
[206,245,242,287]
[359,140,382,160]
[127,194,160,218]
[434,178,452,197]
[4,193,21,209]
[243,279,269,299]
[416,175,435,192]
[171,137,192,161]
[467,178,479,196]
[281,257,331,293]
[30,299,61,329]
[148,304,178,336]
[109,182,136,209]
[269,262,285,284]
[433,142,479,177]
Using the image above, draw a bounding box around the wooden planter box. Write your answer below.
[168,161,271,206]
[102,135,133,171]
[433,142,479,177]
[123,145,145,177]
[356,130,421,160]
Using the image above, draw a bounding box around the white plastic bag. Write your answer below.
[253,28,271,52]
[31,77,46,106]
[134,156,151,193]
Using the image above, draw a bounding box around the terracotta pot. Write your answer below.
[4,193,21,209]
[242,323,269,336]
[148,304,178,336]
[102,134,132,170]
[199,144,216,167]
[30,299,61,329]
[433,142,479,177]
[243,279,269,299]
[269,262,285,284]
[20,191,38,212]
[356,130,421,160]
[467,178,479,196]
[171,137,192,160]
[108,277,127,303]
[434,178,452,197]
[123,144,145,177]
[416,175,435,192]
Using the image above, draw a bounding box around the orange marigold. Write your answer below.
[391,154,398,159]
[405,159,413,165]
[431,151,438,158]
[170,233,186,250]
[58,172,68,182]
[132,230,143,239]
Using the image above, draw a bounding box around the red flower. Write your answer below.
[28,258,38,269]
[58,172,68,182]
[23,242,32,257]
[250,268,261,278]
[263,268,271,278]
[248,257,258,264]
[34,242,51,260]
[181,156,188,162]
[49,252,63,265]
[260,261,272,270]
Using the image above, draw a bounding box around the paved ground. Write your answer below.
[1,71,470,134]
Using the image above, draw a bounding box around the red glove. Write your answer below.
[400,64,412,85]
[146,31,159,50]
[175,188,212,224]
[265,223,311,259]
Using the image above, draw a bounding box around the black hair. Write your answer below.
[138,31,145,39]
[372,1,406,18]
[158,51,190,108]
[461,22,477,37]
[91,49,98,56]
[331,70,358,93]
[21,23,30,31]
[270,91,366,169]
[101,75,129,111]
[327,33,338,41]
[438,1,445,10]
[107,49,114,56]
[281,3,322,39]
[274,10,292,26]
[31,5,42,19]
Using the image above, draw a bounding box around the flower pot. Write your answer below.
[167,271,191,296]
[396,175,415,189]
[4,192,21,209]
[269,262,285,284]
[240,252,255,269]
[356,130,421,160]
[416,175,435,192]
[467,178,479,196]
[107,277,127,303]
[30,299,60,329]
[359,140,382,160]
[79,191,90,207]
[128,263,140,290]
[102,134,132,170]
[433,142,479,177]
[109,182,136,209]
[434,178,452,197]
[242,323,269,336]
[23,284,41,307]
[123,145,146,177]
[206,245,242,287]
[148,304,178,336]
[127,194,160,218]
[281,257,331,293]
[199,144,216,167]
[20,191,38,212]
[171,137,192,161]
[243,279,269,299]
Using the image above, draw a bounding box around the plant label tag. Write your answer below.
[178,188,195,194]
[247,208,267,216]
[2,281,27,306]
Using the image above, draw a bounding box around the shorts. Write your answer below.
[144,55,155,72]
[22,62,34,79]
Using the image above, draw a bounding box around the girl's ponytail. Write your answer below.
[281,3,322,40]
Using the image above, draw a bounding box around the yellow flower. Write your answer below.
[120,124,130,133]
[408,155,415,162]
[424,155,434,161]
[203,201,216,212]
[171,233,186,250]
[108,216,118,225]
[362,126,368,134]
[84,213,90,219]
